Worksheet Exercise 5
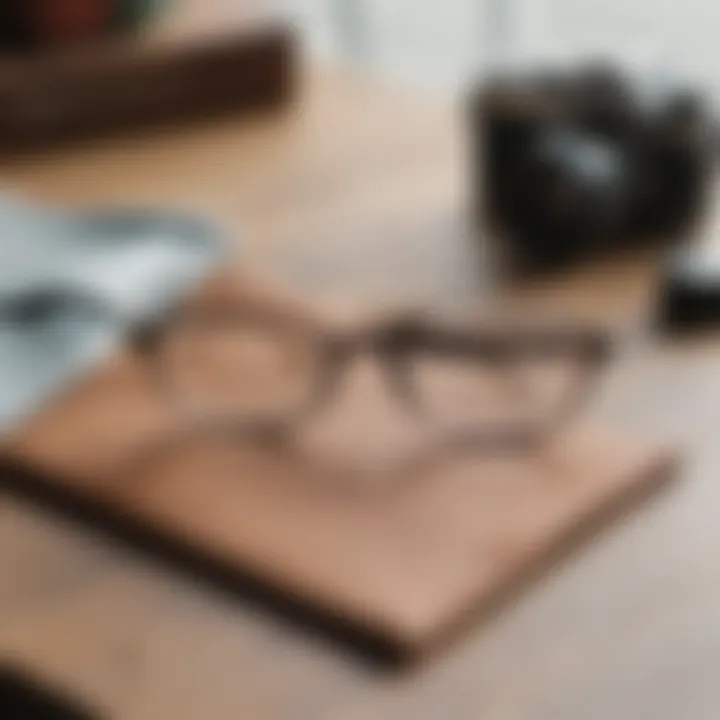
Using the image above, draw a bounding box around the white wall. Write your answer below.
[549,0,720,97]
[293,0,720,98]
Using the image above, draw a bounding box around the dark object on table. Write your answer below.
[472,63,716,271]
[0,0,161,52]
[0,3,32,51]
[0,7,296,154]
[117,0,165,30]
[0,665,99,720]
[658,238,720,332]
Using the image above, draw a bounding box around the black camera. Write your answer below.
[473,64,716,270]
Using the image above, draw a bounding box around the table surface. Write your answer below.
[0,62,719,720]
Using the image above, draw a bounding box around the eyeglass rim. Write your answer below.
[135,305,614,451]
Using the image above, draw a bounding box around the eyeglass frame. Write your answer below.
[128,302,614,455]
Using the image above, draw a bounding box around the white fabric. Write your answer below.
[0,198,223,433]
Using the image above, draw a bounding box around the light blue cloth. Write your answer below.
[0,197,224,433]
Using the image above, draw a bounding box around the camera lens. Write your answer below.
[507,128,630,267]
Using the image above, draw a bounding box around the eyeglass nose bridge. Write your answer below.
[309,327,425,419]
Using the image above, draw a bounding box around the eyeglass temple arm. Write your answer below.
[379,315,614,364]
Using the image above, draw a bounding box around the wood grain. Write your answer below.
[0,25,708,720]
[0,275,677,660]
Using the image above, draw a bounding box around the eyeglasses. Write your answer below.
[131,302,612,457]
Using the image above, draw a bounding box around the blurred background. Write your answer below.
[296,0,720,97]
[2,2,720,720]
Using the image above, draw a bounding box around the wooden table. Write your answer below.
[0,65,718,720]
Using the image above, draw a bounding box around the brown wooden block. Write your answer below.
[0,281,678,662]
[0,0,297,153]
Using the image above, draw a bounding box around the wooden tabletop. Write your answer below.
[0,62,718,720]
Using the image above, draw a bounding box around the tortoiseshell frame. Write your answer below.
[130,303,613,454]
